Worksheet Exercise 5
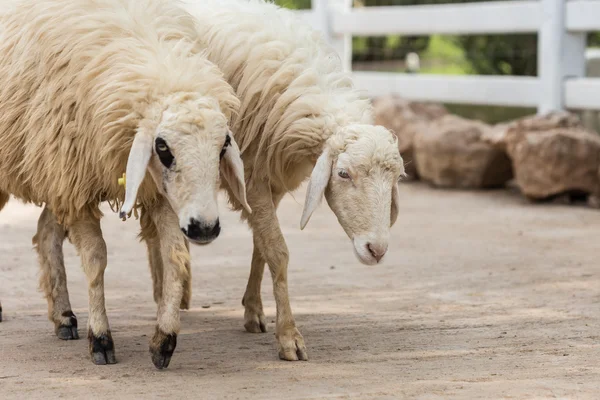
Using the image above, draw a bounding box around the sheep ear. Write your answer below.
[390,181,400,227]
[120,131,153,219]
[221,132,251,214]
[301,149,332,230]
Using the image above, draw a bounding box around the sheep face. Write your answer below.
[301,125,404,265]
[121,104,250,245]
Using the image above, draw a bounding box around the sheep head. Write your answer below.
[120,97,250,245]
[301,124,404,265]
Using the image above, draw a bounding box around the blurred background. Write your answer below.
[275,0,600,124]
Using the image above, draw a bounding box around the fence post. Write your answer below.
[538,0,586,114]
[313,0,352,72]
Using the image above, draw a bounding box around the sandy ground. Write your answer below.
[0,183,599,399]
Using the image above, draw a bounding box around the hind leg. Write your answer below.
[33,206,78,339]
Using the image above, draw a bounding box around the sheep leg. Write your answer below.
[242,193,285,334]
[248,189,308,361]
[147,199,188,369]
[68,213,115,365]
[146,235,164,305]
[142,212,191,310]
[33,206,78,340]
[242,242,267,333]
[181,240,192,310]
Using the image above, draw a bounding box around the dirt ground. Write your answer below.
[0,183,599,399]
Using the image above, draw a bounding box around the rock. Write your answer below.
[414,115,513,189]
[505,117,600,200]
[372,95,447,179]
[485,111,583,152]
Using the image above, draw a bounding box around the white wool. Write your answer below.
[182,0,380,193]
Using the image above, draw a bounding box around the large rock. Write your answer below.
[484,111,583,152]
[413,115,513,189]
[504,113,600,200]
[372,95,447,179]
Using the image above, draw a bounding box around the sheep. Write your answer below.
[0,0,249,368]
[32,0,405,363]
[179,0,405,361]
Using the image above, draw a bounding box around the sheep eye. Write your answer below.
[338,169,350,180]
[155,138,174,168]
[157,143,168,152]
[220,134,231,160]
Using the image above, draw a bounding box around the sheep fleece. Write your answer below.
[0,0,236,224]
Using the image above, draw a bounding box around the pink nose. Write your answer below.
[367,243,388,263]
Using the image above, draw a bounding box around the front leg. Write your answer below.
[141,211,191,310]
[247,186,308,361]
[68,211,115,365]
[145,200,189,369]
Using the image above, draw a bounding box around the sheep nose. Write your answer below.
[182,218,220,244]
[367,242,388,263]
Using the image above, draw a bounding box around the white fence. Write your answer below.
[294,0,600,113]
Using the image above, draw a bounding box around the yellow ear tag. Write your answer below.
[118,173,126,187]
[118,173,127,221]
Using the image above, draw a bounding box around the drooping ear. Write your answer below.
[300,148,332,230]
[220,132,251,214]
[390,180,400,227]
[120,131,153,219]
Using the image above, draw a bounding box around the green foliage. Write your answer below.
[274,0,311,9]
[452,34,537,76]
[419,35,470,75]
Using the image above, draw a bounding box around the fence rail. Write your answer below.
[296,0,600,113]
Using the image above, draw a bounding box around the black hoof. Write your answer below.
[150,328,177,370]
[56,311,79,340]
[88,331,116,365]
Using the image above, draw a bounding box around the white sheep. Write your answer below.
[0,0,249,368]
[180,0,404,361]
[32,0,405,363]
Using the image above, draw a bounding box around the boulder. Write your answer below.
[413,115,513,189]
[372,95,447,179]
[483,111,583,152]
[504,115,600,200]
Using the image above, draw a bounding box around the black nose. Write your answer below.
[182,218,220,244]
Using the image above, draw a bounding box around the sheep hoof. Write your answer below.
[243,305,267,333]
[88,331,117,365]
[57,324,79,340]
[277,327,308,362]
[149,328,177,370]
[55,311,79,340]
[244,315,267,333]
[179,297,190,310]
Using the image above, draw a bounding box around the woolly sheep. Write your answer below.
[0,0,249,368]
[32,0,405,364]
[182,0,405,361]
